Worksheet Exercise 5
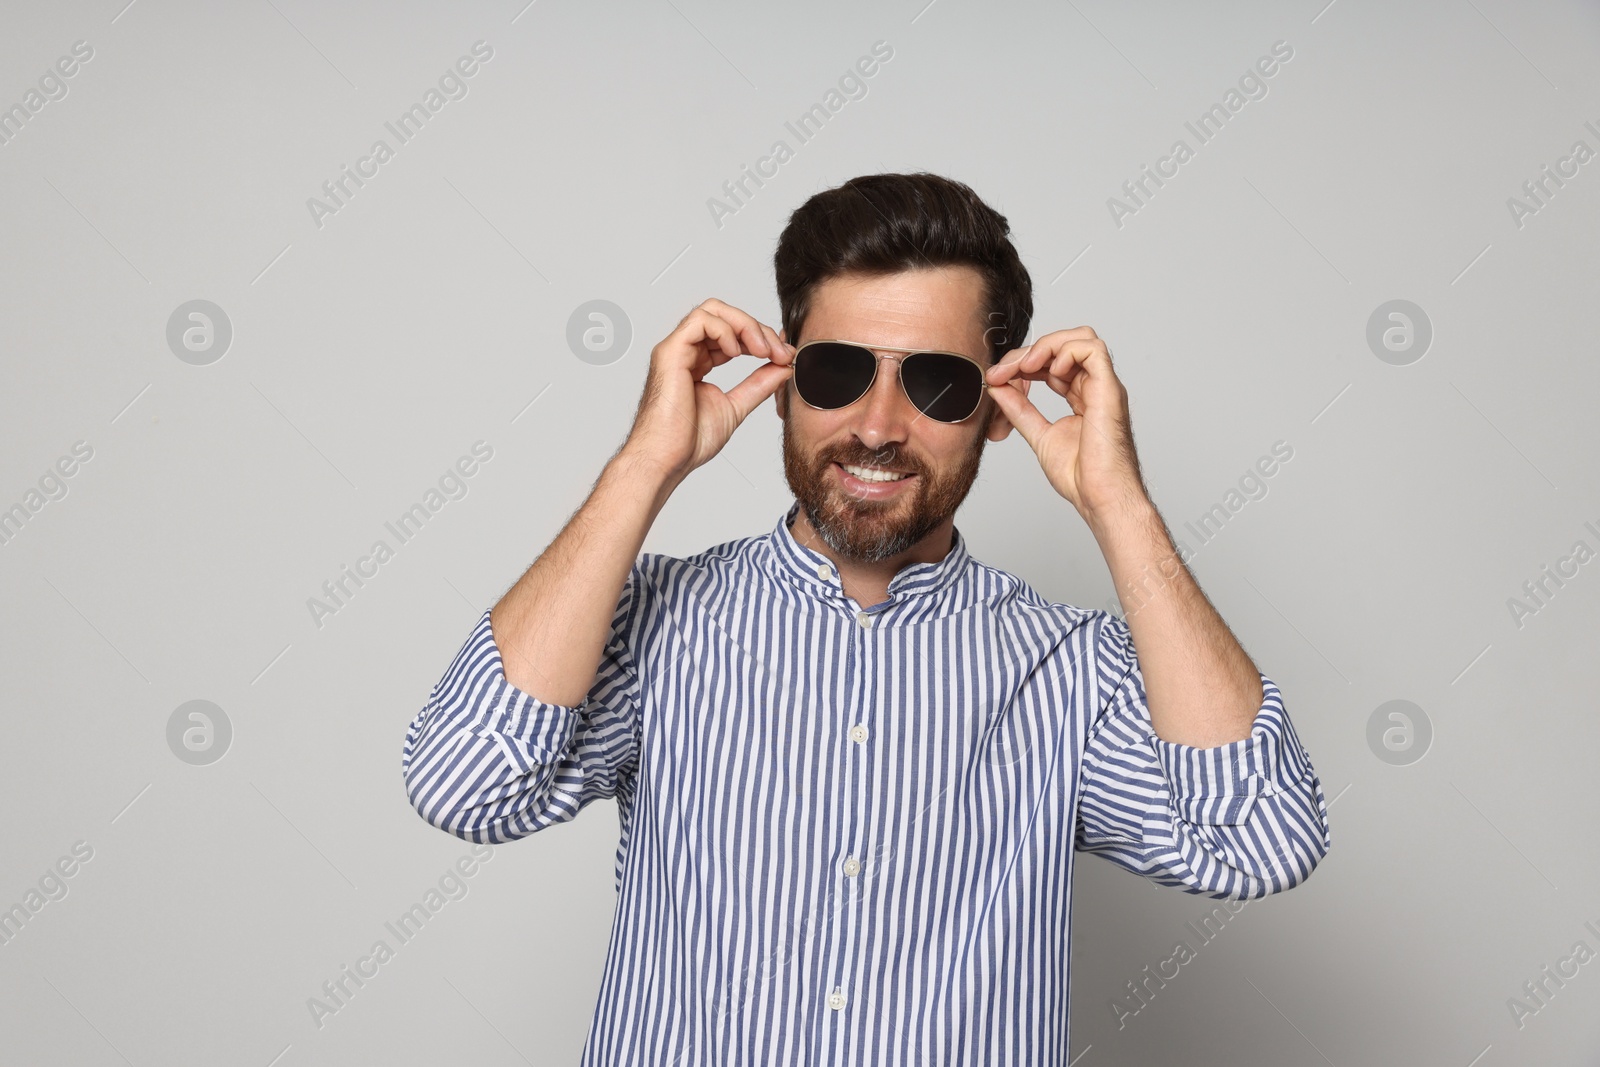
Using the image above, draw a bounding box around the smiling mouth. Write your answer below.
[837,462,914,484]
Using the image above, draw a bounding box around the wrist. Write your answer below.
[1083,486,1158,540]
[606,445,684,505]
[1086,495,1168,569]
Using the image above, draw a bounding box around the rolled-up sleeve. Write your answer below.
[1073,611,1332,898]
[401,564,643,844]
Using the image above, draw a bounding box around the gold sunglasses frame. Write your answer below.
[790,338,993,424]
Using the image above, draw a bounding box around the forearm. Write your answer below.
[490,447,678,705]
[1088,498,1262,748]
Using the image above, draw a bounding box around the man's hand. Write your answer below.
[988,326,1265,749]
[983,326,1148,523]
[620,298,793,484]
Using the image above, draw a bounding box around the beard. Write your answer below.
[781,409,988,564]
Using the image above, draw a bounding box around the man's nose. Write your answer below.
[851,355,916,451]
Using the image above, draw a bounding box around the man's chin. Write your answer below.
[830,487,904,509]
[808,497,927,560]
[822,487,917,525]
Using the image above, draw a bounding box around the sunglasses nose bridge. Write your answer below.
[872,351,952,420]
[858,350,916,419]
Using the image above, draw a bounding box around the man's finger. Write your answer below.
[757,321,791,366]
[987,342,1038,385]
[687,311,743,364]
[696,298,773,358]
[724,360,792,423]
[681,308,773,370]
[1048,341,1105,381]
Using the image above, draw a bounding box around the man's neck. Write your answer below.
[787,505,956,608]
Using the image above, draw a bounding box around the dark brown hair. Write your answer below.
[774,172,1033,365]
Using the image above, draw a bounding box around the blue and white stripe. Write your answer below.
[402,502,1331,1065]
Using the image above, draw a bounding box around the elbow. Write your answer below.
[1238,785,1334,898]
[1266,758,1336,894]
[1178,781,1333,901]
[403,769,531,845]
[402,759,472,840]
[401,732,531,845]
[1269,821,1331,895]
[402,746,576,846]
[400,706,581,844]
[1290,792,1335,889]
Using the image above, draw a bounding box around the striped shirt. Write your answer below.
[402,503,1331,1065]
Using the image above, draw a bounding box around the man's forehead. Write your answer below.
[802,268,989,355]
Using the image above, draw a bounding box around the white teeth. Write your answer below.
[842,463,910,483]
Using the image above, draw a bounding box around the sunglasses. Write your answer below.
[790,339,992,424]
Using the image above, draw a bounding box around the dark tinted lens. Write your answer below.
[901,352,984,422]
[794,343,877,410]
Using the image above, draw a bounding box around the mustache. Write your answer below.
[818,442,925,476]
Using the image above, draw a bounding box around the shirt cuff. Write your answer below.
[1148,674,1309,827]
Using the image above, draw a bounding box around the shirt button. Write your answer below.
[828,986,846,1010]
[842,856,861,877]
[856,611,872,628]
[817,564,833,580]
[849,724,868,744]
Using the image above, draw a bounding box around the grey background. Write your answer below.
[2,0,1597,1063]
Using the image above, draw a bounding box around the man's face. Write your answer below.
[776,265,1019,563]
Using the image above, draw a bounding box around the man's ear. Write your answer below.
[983,377,1031,442]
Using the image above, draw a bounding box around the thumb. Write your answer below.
[987,380,1053,451]
[724,360,792,422]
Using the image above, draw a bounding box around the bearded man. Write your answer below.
[402,171,1331,1066]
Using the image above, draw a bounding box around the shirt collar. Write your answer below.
[766,501,972,603]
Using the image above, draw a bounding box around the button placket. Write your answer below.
[829,598,880,1024]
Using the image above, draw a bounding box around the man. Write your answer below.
[402,172,1331,1065]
